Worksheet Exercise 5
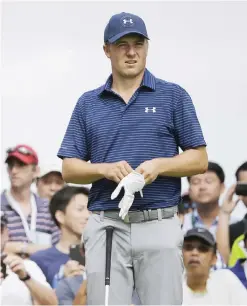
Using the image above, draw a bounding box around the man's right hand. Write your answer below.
[100,161,133,183]
[63,260,84,278]
[221,184,239,214]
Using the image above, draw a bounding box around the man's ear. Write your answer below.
[103,44,111,59]
[34,165,40,176]
[55,210,65,227]
[220,183,225,195]
[211,252,217,267]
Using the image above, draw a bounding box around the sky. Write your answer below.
[1,1,247,191]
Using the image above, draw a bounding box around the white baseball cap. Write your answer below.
[38,164,62,179]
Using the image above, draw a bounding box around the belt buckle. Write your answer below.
[123,214,130,224]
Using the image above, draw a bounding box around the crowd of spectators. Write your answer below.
[1,144,247,305]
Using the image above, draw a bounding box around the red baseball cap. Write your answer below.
[5,144,39,165]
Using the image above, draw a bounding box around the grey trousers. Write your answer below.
[83,211,184,305]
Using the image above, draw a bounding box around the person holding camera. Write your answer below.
[0,211,57,305]
[216,161,247,266]
[30,186,89,288]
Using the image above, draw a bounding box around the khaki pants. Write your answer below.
[83,211,184,305]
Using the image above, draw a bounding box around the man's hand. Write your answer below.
[221,184,239,214]
[100,161,133,183]
[111,171,145,219]
[135,159,160,185]
[3,254,28,279]
[63,260,84,278]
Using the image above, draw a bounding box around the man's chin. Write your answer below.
[120,67,144,78]
[196,199,215,206]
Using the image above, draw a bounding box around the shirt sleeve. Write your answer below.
[57,96,90,161]
[25,260,50,287]
[173,86,207,151]
[55,279,75,305]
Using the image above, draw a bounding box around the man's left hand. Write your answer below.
[3,254,28,279]
[135,159,160,185]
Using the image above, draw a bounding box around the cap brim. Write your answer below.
[184,233,215,246]
[5,152,36,165]
[39,170,62,179]
[108,30,149,43]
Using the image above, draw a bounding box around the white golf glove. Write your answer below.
[111,171,145,220]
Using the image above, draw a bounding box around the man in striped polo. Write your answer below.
[2,144,60,257]
[57,12,208,305]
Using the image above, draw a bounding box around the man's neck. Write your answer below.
[111,69,145,102]
[56,231,81,254]
[187,274,208,292]
[196,202,219,227]
[10,186,31,206]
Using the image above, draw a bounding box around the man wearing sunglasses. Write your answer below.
[182,228,247,304]
[1,144,60,257]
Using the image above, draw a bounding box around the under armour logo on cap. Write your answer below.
[104,12,149,44]
[197,228,206,232]
[121,17,135,27]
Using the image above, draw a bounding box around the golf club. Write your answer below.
[105,226,114,306]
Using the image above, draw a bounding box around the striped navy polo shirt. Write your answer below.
[1,191,60,245]
[58,69,206,211]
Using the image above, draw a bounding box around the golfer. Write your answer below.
[57,12,208,305]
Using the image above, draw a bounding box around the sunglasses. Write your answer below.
[183,242,213,253]
[6,146,34,156]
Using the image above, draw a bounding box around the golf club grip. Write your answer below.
[105,226,114,286]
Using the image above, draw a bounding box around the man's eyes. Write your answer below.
[117,42,144,47]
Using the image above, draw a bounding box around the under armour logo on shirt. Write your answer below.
[145,107,156,113]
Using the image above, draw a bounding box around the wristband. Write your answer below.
[19,273,31,282]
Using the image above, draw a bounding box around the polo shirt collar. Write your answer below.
[98,68,156,96]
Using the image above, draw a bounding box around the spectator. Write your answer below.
[182,161,227,269]
[36,164,65,201]
[0,211,58,305]
[216,161,247,265]
[229,231,247,288]
[30,186,89,288]
[1,145,60,256]
[182,228,247,304]
[183,161,226,235]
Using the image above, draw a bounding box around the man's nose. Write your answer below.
[10,165,19,173]
[126,46,136,56]
[191,247,200,255]
[50,183,58,191]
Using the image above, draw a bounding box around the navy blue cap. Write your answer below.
[184,228,216,246]
[104,12,149,44]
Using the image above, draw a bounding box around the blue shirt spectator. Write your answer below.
[30,246,69,288]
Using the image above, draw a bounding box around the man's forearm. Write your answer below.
[25,278,58,305]
[62,158,105,184]
[216,210,231,264]
[155,147,208,177]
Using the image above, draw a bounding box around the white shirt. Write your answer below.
[183,269,247,305]
[0,259,50,305]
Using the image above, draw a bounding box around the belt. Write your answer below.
[93,206,178,224]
